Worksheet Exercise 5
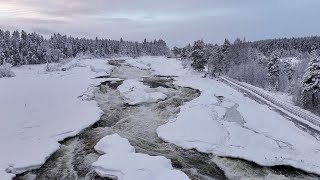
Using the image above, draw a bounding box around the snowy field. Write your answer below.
[127,57,320,175]
[0,58,113,179]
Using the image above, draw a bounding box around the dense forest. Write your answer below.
[250,36,320,57]
[0,29,170,66]
[174,36,320,114]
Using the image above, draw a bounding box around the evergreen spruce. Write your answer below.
[302,52,320,109]
[180,48,188,59]
[267,51,281,89]
[190,40,206,71]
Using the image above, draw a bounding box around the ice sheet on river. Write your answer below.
[117,79,167,105]
[92,134,190,180]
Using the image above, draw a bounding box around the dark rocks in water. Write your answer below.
[108,60,126,67]
[142,77,172,89]
[100,80,124,89]
[95,75,110,79]
[155,75,179,78]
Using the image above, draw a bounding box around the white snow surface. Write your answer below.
[125,56,320,175]
[281,57,301,65]
[127,56,188,77]
[247,81,320,119]
[0,58,113,179]
[92,134,190,180]
[117,79,167,105]
[94,134,135,154]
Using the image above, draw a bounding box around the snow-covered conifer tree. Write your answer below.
[210,47,224,76]
[190,40,206,71]
[172,47,181,57]
[282,60,294,81]
[221,39,231,72]
[0,51,5,65]
[180,48,188,59]
[0,30,5,65]
[221,39,230,56]
[302,52,320,109]
[267,51,281,89]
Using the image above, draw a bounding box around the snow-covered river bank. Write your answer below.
[1,57,320,179]
[0,59,115,179]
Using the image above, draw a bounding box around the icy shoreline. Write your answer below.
[0,58,113,179]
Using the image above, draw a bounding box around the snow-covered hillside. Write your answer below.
[0,58,113,179]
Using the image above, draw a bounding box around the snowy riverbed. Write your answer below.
[0,58,113,179]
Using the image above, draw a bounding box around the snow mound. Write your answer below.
[60,58,85,71]
[44,63,60,72]
[117,79,167,105]
[92,134,190,180]
[94,134,135,154]
[90,65,106,73]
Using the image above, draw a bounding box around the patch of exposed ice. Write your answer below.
[117,79,167,105]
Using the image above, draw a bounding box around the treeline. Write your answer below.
[250,36,320,57]
[174,37,320,114]
[0,29,170,66]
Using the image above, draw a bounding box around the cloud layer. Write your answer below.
[0,0,319,47]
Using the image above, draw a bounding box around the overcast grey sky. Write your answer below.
[0,0,319,47]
